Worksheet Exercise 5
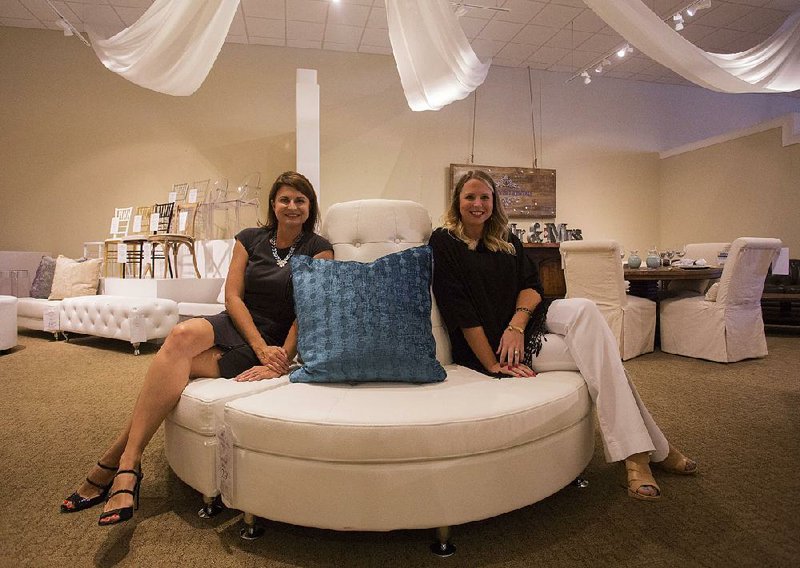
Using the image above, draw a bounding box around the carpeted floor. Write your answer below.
[1,330,798,568]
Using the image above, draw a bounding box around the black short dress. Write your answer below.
[205,227,333,377]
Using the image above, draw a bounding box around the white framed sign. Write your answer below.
[178,210,189,232]
[149,212,160,232]
[132,215,142,233]
[116,243,128,264]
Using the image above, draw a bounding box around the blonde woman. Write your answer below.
[429,170,696,500]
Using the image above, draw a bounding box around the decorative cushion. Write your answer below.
[289,246,446,384]
[48,256,103,300]
[29,256,57,299]
[705,282,719,302]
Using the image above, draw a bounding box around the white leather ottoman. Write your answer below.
[0,296,18,351]
[59,295,178,354]
[221,365,593,539]
[164,376,289,515]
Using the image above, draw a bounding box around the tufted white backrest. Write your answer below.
[560,240,628,308]
[717,237,781,306]
[321,199,452,365]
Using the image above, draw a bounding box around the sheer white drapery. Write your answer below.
[88,0,240,96]
[583,0,800,93]
[386,0,491,111]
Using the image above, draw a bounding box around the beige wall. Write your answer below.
[659,128,800,254]
[1,27,798,258]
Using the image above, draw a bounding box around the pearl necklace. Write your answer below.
[270,232,303,268]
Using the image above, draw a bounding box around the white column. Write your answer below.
[296,68,320,197]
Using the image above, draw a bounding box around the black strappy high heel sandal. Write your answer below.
[61,462,118,513]
[97,468,143,526]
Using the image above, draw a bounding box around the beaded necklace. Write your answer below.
[270,232,303,267]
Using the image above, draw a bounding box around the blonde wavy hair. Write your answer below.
[443,170,515,254]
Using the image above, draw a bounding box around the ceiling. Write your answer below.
[1,0,799,90]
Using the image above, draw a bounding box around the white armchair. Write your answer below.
[560,240,655,360]
[660,237,781,363]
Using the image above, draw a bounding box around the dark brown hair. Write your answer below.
[264,171,320,233]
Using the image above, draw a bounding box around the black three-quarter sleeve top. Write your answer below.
[429,227,543,374]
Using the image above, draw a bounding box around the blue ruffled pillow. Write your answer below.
[290,246,446,384]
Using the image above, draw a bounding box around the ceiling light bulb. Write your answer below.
[673,14,684,31]
[686,7,696,17]
[583,75,592,85]
[626,45,634,55]
[616,46,627,58]
[595,64,603,73]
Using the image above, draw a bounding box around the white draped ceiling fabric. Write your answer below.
[88,0,240,96]
[385,0,490,111]
[584,0,800,94]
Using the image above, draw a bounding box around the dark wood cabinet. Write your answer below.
[523,243,566,299]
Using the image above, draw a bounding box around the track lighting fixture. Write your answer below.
[567,0,710,86]
[450,2,510,18]
[45,0,90,46]
[56,18,73,36]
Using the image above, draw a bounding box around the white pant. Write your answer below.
[532,298,669,463]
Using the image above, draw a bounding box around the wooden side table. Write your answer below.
[523,243,565,299]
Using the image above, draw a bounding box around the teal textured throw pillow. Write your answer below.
[289,246,446,383]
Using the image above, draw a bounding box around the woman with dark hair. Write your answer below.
[430,170,696,501]
[61,171,333,525]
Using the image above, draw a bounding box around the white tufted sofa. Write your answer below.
[165,199,594,552]
[59,295,179,355]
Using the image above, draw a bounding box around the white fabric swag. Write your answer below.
[88,0,240,97]
[385,0,490,111]
[584,0,800,94]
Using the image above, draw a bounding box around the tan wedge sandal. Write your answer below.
[653,445,698,475]
[625,457,661,501]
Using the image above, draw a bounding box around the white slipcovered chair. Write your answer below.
[668,242,731,295]
[660,237,781,363]
[560,240,655,360]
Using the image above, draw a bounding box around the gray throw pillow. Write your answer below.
[29,256,57,299]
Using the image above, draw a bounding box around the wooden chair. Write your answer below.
[102,207,133,277]
[148,181,209,278]
[120,205,154,278]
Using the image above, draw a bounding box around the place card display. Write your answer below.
[116,243,128,264]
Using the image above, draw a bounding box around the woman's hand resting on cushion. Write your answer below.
[234,365,285,382]
[254,345,290,373]
[488,361,537,378]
